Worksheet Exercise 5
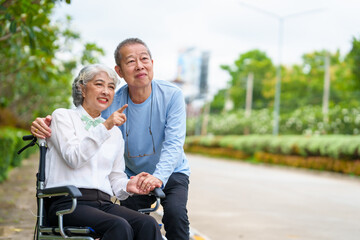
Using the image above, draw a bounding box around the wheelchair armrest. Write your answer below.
[36,186,89,238]
[38,185,82,198]
[150,187,165,198]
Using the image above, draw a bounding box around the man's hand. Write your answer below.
[127,172,162,194]
[31,115,52,139]
[137,174,163,193]
[103,104,128,130]
[126,172,151,194]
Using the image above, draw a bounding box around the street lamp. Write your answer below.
[239,2,322,135]
[322,52,330,122]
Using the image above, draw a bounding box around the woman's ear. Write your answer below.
[80,84,86,98]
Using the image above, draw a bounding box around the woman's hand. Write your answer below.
[103,104,128,130]
[31,115,52,139]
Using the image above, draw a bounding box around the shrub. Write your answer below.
[0,127,34,182]
[187,105,360,136]
[184,135,360,176]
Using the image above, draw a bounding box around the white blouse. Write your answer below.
[45,105,130,200]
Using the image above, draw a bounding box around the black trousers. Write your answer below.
[48,188,162,240]
[121,173,190,240]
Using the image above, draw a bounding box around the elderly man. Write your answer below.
[32,38,191,240]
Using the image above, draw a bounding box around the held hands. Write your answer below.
[31,115,52,139]
[103,104,128,130]
[126,172,163,195]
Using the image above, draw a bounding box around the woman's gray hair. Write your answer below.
[72,64,120,106]
[114,38,152,66]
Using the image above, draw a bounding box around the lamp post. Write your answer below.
[322,52,330,123]
[239,2,322,135]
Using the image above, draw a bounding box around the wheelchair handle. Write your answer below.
[23,135,36,141]
[17,135,37,155]
[138,187,165,214]
[152,187,165,198]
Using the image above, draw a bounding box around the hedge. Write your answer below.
[185,135,360,176]
[0,127,35,182]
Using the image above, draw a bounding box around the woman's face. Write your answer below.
[81,71,116,118]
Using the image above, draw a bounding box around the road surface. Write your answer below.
[1,154,359,240]
[186,154,360,240]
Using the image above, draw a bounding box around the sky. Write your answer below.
[52,0,360,99]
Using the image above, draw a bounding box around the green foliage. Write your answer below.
[186,134,360,160]
[214,36,360,114]
[210,89,227,113]
[187,105,360,136]
[347,36,360,89]
[81,43,105,65]
[0,0,104,128]
[0,133,13,182]
[220,49,276,111]
[0,127,35,182]
[185,134,360,175]
[0,0,106,181]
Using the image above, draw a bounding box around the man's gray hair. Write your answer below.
[72,64,120,106]
[114,38,152,66]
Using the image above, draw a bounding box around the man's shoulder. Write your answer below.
[153,80,184,106]
[115,84,128,97]
[153,79,182,93]
[112,85,128,106]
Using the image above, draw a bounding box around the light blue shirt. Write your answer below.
[102,80,190,186]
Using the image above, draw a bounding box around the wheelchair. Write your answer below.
[18,135,166,240]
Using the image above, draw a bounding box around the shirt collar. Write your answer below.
[76,105,104,130]
[76,105,102,120]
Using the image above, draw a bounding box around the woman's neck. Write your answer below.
[81,104,100,118]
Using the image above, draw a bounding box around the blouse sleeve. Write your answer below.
[108,136,131,200]
[49,109,111,169]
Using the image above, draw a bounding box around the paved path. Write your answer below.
[1,153,360,240]
[0,154,37,240]
[186,154,360,240]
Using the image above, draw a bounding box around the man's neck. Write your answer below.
[128,85,152,104]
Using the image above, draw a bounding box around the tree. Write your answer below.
[343,36,360,107]
[276,49,354,113]
[0,0,104,128]
[347,36,360,87]
[219,49,276,110]
[210,89,227,113]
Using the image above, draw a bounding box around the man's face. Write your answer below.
[115,43,154,89]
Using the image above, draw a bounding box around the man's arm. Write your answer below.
[138,90,186,192]
[31,115,52,138]
[153,90,186,183]
[140,91,186,191]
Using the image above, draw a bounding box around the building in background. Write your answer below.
[172,47,210,118]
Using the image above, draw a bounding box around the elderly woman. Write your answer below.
[44,64,162,240]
